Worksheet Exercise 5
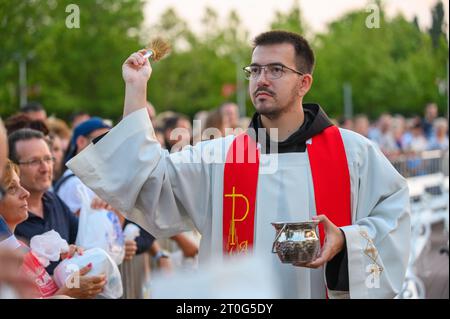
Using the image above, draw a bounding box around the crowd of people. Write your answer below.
[338,103,448,161]
[0,96,448,299]
[0,95,447,298]
[0,101,201,299]
[1,27,449,300]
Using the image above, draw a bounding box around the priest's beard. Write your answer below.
[254,87,299,121]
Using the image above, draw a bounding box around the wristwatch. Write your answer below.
[153,250,170,262]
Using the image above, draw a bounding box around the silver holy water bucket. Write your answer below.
[271,221,321,264]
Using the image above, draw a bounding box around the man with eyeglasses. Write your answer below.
[8,129,78,275]
[68,30,410,298]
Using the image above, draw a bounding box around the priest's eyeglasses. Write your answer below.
[243,63,304,80]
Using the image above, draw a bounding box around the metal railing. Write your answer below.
[398,169,449,299]
[118,253,150,299]
[390,150,449,178]
[117,151,449,299]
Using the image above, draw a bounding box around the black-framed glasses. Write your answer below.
[243,63,304,80]
[17,156,55,167]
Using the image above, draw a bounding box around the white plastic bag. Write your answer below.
[53,247,123,299]
[75,185,125,265]
[123,223,140,241]
[30,230,69,267]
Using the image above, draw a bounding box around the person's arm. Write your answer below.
[149,241,172,273]
[294,218,350,291]
[324,231,349,291]
[170,233,198,258]
[122,49,151,118]
[67,50,215,240]
[124,240,138,261]
[132,223,155,255]
[327,131,410,299]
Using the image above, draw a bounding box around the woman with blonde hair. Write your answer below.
[0,160,105,298]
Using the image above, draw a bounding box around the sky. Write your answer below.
[143,0,449,38]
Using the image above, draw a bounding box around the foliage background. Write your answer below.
[0,0,448,122]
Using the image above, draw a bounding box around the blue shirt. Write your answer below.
[0,215,11,241]
[15,191,78,274]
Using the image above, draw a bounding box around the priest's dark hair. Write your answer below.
[253,30,315,74]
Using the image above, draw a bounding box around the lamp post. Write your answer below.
[343,82,353,119]
[19,57,27,108]
[13,51,34,109]
[234,54,246,117]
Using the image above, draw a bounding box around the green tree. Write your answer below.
[148,7,251,117]
[429,1,446,49]
[306,3,448,119]
[270,0,307,36]
[1,1,447,122]
[1,0,144,121]
[0,0,55,115]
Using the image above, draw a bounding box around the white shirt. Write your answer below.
[56,169,96,214]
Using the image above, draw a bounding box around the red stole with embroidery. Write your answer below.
[222,125,351,256]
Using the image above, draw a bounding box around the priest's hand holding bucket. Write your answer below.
[271,215,345,268]
[293,215,346,269]
[271,220,321,265]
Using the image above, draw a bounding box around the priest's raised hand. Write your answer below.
[122,50,152,117]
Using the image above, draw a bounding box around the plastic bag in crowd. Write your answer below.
[21,230,69,297]
[29,230,69,267]
[75,185,125,265]
[53,247,123,299]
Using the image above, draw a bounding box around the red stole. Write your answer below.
[222,125,351,256]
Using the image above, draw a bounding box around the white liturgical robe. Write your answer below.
[68,108,410,299]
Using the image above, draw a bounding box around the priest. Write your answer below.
[68,30,410,298]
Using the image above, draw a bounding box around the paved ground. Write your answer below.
[414,221,449,299]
